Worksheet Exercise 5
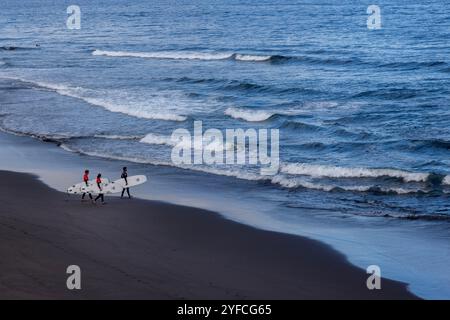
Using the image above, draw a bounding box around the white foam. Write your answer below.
[234,54,272,62]
[271,175,423,194]
[271,175,334,191]
[93,134,143,140]
[80,95,187,121]
[140,133,174,146]
[281,163,430,182]
[92,50,277,62]
[224,107,275,122]
[224,106,317,122]
[93,49,233,61]
[443,175,450,185]
[140,132,235,151]
[2,76,188,122]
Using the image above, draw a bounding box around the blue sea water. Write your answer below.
[1,0,450,298]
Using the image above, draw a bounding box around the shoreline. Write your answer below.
[0,169,418,299]
[1,128,448,299]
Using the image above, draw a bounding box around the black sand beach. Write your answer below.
[0,170,417,299]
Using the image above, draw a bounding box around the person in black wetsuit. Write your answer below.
[121,167,131,199]
[94,173,106,204]
[81,170,93,202]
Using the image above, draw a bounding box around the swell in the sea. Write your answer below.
[1,76,187,122]
[92,50,449,74]
[91,49,364,65]
[93,49,275,62]
[0,45,40,51]
[163,76,322,96]
[223,103,343,122]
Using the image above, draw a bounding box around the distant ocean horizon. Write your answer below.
[1,0,449,298]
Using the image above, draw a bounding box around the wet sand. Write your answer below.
[0,170,417,299]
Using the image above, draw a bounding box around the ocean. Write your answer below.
[1,0,449,298]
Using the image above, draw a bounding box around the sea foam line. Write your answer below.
[2,76,187,122]
[280,163,430,183]
[224,107,276,122]
[92,50,273,62]
[93,49,234,61]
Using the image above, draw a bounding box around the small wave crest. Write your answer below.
[270,175,425,194]
[91,49,374,67]
[93,49,281,63]
[224,107,276,122]
[93,49,234,61]
[2,76,187,122]
[443,176,450,185]
[280,163,430,183]
[234,54,272,62]
[224,102,343,122]
[93,134,143,140]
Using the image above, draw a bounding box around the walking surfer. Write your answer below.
[81,170,93,202]
[94,173,106,204]
[121,166,131,199]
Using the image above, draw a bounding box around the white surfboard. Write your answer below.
[83,175,147,194]
[105,175,148,194]
[81,179,112,194]
[67,178,110,194]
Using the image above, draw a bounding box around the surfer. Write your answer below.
[81,170,93,202]
[94,173,106,204]
[121,167,131,199]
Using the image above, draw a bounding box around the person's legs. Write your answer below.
[88,193,93,200]
[126,188,131,198]
[82,193,86,200]
[121,189,125,198]
[95,194,105,203]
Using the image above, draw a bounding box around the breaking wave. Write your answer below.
[224,107,276,122]
[234,54,272,62]
[92,49,233,61]
[2,76,187,121]
[280,163,430,183]
[93,50,282,63]
[270,175,425,194]
[443,175,450,185]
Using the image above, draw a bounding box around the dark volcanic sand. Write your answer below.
[0,171,418,299]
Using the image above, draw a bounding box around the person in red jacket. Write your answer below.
[81,170,93,202]
[94,173,106,204]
